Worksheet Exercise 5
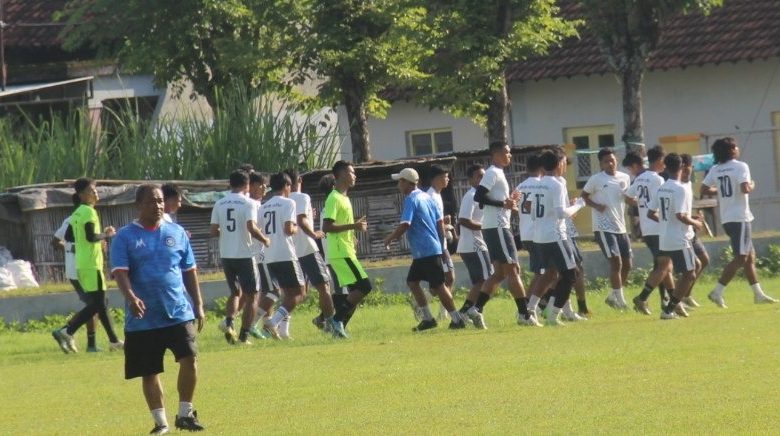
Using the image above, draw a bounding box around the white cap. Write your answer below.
[391,168,419,184]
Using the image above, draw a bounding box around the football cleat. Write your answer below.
[175,410,204,431]
[754,294,778,304]
[412,319,438,332]
[708,292,727,308]
[632,296,651,315]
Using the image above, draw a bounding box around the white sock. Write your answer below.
[151,408,168,427]
[712,282,726,297]
[269,306,289,327]
[467,306,480,316]
[420,305,434,321]
[178,402,193,418]
[527,295,540,311]
[279,315,291,338]
[610,289,620,300]
[549,306,562,320]
[562,300,575,317]
[547,296,556,310]
[614,288,626,304]
[750,283,764,297]
[449,310,461,322]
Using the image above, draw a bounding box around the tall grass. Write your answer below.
[0,85,342,189]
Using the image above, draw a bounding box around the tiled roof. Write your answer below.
[3,0,69,49]
[507,0,780,82]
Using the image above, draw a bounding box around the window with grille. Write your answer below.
[406,129,454,156]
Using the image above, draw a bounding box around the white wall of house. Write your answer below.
[89,74,163,108]
[337,100,486,161]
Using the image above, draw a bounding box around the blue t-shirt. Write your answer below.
[110,221,196,332]
[400,189,443,259]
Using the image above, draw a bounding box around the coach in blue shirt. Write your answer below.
[111,184,205,434]
[384,168,466,331]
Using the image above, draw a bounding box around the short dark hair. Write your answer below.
[283,168,300,184]
[270,172,292,191]
[489,141,507,153]
[526,154,541,172]
[318,174,335,194]
[430,164,448,179]
[622,151,643,168]
[249,171,267,185]
[647,145,665,164]
[664,153,682,173]
[71,193,80,208]
[332,160,353,177]
[466,164,484,178]
[161,183,181,201]
[73,177,94,195]
[597,148,615,162]
[680,153,693,167]
[229,170,249,188]
[539,150,561,171]
[712,137,737,164]
[135,183,161,203]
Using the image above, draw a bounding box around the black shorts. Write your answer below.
[691,235,708,259]
[267,260,305,289]
[571,239,583,265]
[70,279,88,303]
[484,227,518,265]
[257,262,278,294]
[723,222,753,256]
[124,321,197,379]
[460,250,493,285]
[299,252,331,287]
[538,240,577,272]
[595,231,632,259]
[407,255,446,288]
[643,235,661,258]
[660,246,696,273]
[522,240,545,274]
[222,258,258,295]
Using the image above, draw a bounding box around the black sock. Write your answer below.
[658,285,668,302]
[664,295,681,314]
[538,298,548,311]
[459,300,474,313]
[577,298,588,313]
[239,328,249,341]
[225,317,234,328]
[638,282,654,301]
[334,300,355,323]
[474,292,491,312]
[343,304,358,326]
[87,331,96,348]
[515,297,529,316]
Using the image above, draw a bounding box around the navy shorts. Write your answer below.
[660,246,696,273]
[643,235,661,258]
[538,240,577,272]
[571,239,583,265]
[595,231,632,259]
[267,260,305,289]
[723,222,753,256]
[484,227,518,265]
[460,250,493,285]
[522,240,545,274]
[691,235,708,259]
[299,252,331,287]
[222,258,259,295]
[257,262,278,294]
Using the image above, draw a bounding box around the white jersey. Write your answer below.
[516,176,540,242]
[650,179,692,251]
[53,216,77,280]
[456,187,487,253]
[701,159,754,224]
[248,198,266,261]
[556,176,580,239]
[258,195,298,263]
[479,165,511,229]
[162,213,174,223]
[289,191,319,257]
[582,170,631,234]
[626,170,664,236]
[426,187,445,218]
[534,175,569,243]
[210,192,257,259]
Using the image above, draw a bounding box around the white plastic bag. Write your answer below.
[6,260,39,288]
[0,267,16,291]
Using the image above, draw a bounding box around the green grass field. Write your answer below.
[2,276,779,435]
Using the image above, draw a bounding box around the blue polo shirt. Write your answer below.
[110,220,196,332]
[400,189,443,259]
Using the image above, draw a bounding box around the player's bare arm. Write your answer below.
[114,269,145,319]
[581,191,606,213]
[183,268,205,332]
[383,222,410,246]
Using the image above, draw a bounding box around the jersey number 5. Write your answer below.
[226,208,236,232]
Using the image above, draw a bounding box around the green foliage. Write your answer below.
[755,244,780,277]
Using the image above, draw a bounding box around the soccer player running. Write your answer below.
[681,153,709,307]
[472,141,539,326]
[284,168,335,334]
[456,164,495,329]
[700,137,778,307]
[647,153,703,320]
[111,184,206,434]
[384,168,467,331]
[52,178,123,353]
[52,193,100,352]
[247,171,278,339]
[257,172,308,339]
[426,165,456,289]
[516,155,549,318]
[582,148,636,310]
[322,161,373,338]
[210,170,270,344]
[625,147,674,315]
[534,150,585,326]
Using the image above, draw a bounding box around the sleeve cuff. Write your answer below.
[111,267,129,273]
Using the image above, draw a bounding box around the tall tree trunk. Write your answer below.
[620,61,645,152]
[485,73,509,146]
[341,77,372,163]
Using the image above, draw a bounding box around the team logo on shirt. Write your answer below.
[164,236,176,247]
[135,239,146,249]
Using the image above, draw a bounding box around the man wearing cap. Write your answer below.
[384,168,467,331]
